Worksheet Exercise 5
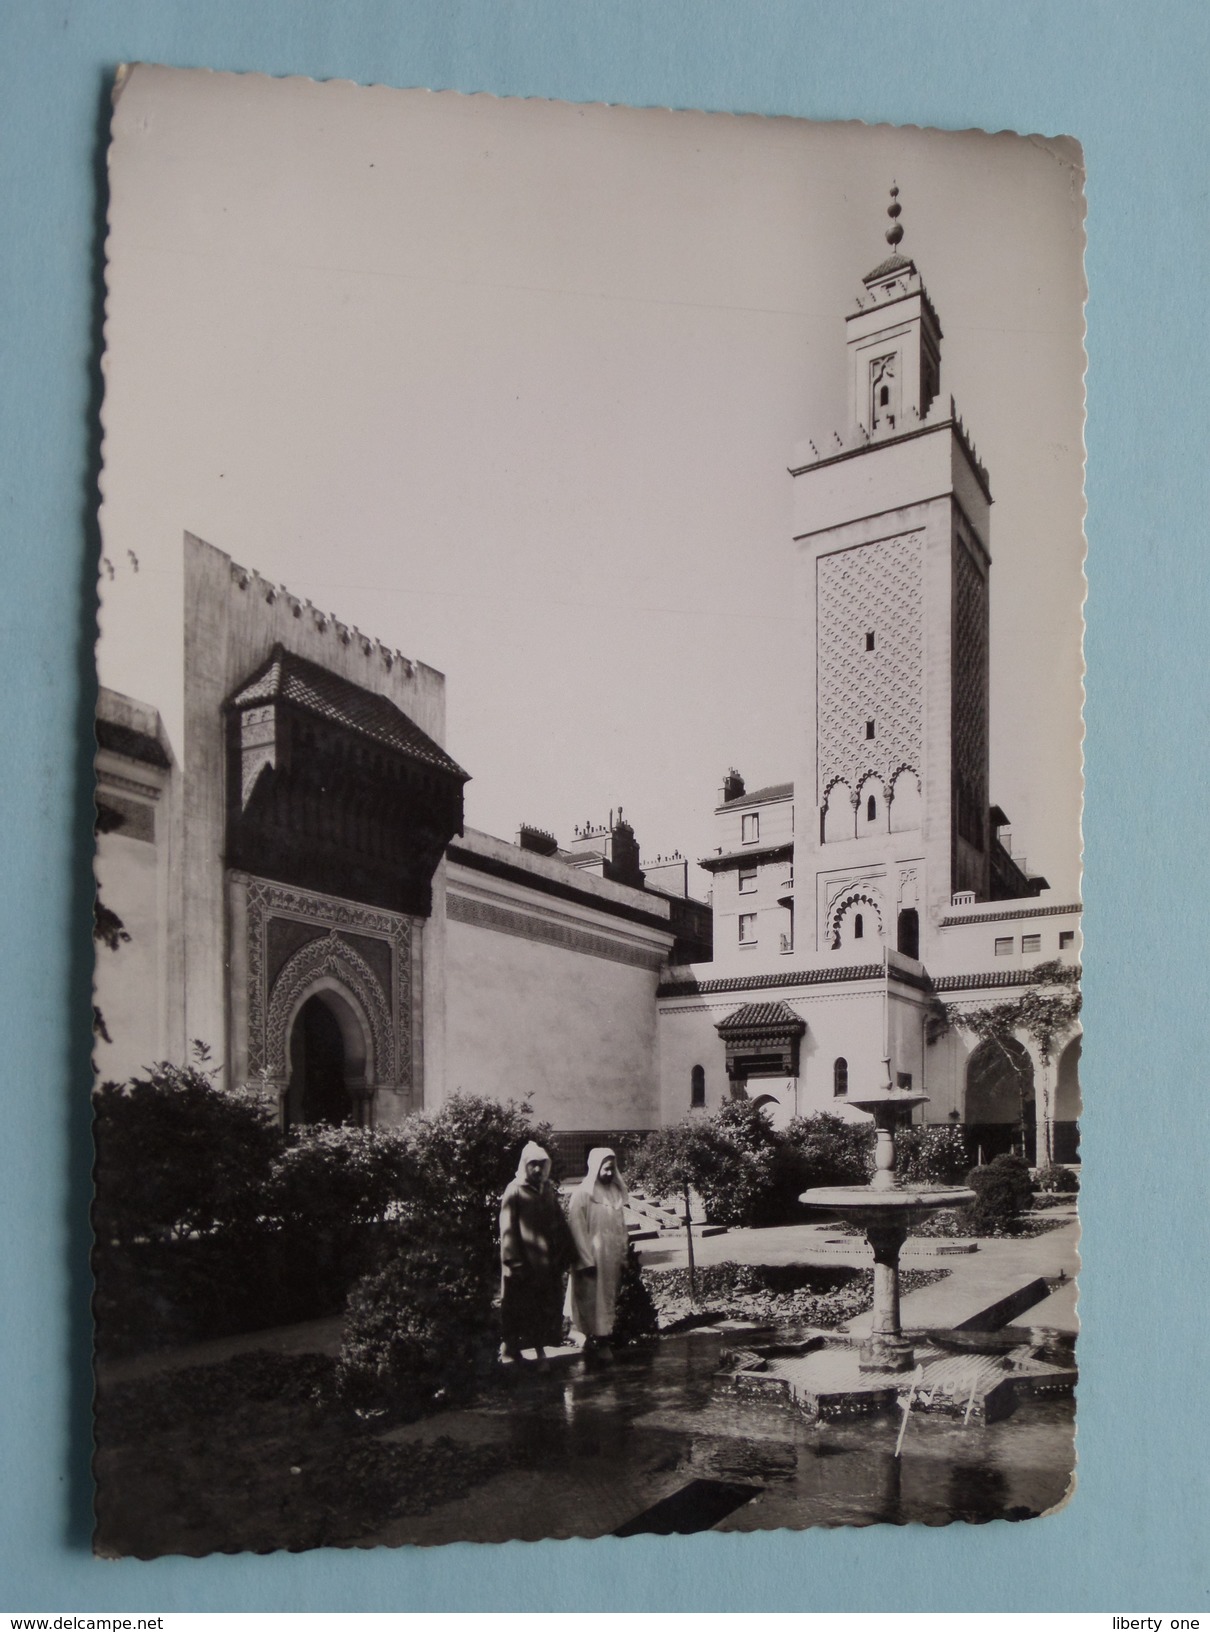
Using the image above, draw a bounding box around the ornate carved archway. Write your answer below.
[265,931,394,1084]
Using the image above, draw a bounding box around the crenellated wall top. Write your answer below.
[789,395,990,498]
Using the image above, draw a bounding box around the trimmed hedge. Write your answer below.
[1035,1162,1080,1194]
[966,1152,1035,1234]
[336,1230,498,1417]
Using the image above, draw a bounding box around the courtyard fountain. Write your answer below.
[800,1064,972,1373]
[715,1060,1077,1424]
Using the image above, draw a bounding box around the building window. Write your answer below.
[1021,933,1041,954]
[870,354,898,431]
[741,812,759,843]
[1059,930,1075,949]
[738,913,758,945]
[897,1071,913,1090]
[854,913,864,940]
[690,1065,706,1108]
[866,794,877,822]
[738,867,758,894]
[865,630,875,651]
[994,936,1013,956]
[865,719,875,740]
[897,907,919,960]
[834,1057,848,1096]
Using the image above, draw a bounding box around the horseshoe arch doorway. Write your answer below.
[285,986,372,1128]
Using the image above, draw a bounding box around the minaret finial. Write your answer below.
[885,183,904,249]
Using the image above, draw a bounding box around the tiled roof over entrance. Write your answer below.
[230,645,468,780]
[716,1000,806,1036]
[715,999,806,1079]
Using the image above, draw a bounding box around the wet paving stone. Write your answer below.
[362,1330,1075,1547]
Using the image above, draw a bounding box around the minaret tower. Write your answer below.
[791,188,994,963]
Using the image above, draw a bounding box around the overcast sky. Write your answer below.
[99,68,1086,896]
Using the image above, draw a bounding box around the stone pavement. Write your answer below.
[360,1327,1076,1544]
[98,1313,346,1386]
[846,1218,1079,1338]
[636,1211,1080,1338]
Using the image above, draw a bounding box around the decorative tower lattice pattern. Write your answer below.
[952,540,990,854]
[816,530,924,801]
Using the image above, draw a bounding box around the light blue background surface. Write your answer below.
[2,0,1206,1611]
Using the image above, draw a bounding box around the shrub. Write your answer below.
[271,1123,413,1232]
[93,1063,287,1353]
[267,1123,416,1306]
[626,1113,767,1227]
[628,1107,878,1228]
[337,1229,498,1416]
[336,1094,557,1411]
[707,1100,784,1224]
[1035,1162,1079,1194]
[966,1152,1034,1234]
[783,1112,875,1191]
[611,1241,659,1346]
[93,1063,280,1247]
[895,1124,970,1185]
[95,1079,557,1359]
[400,1093,555,1265]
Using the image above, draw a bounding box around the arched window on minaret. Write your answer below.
[854,913,864,940]
[834,1057,848,1097]
[846,187,945,435]
[822,780,854,843]
[866,793,877,823]
[889,768,922,833]
[870,354,899,432]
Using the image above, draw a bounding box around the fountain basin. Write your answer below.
[800,1183,976,1372]
[801,1185,975,1223]
[716,1331,1076,1423]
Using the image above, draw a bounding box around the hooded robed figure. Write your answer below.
[498,1141,573,1361]
[567,1147,630,1349]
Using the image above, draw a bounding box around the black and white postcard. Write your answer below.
[93,66,1085,1554]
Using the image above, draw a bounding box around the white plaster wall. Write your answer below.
[932,906,1082,976]
[444,921,663,1130]
[791,423,988,545]
[657,983,897,1126]
[655,976,983,1134]
[656,1002,737,1124]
